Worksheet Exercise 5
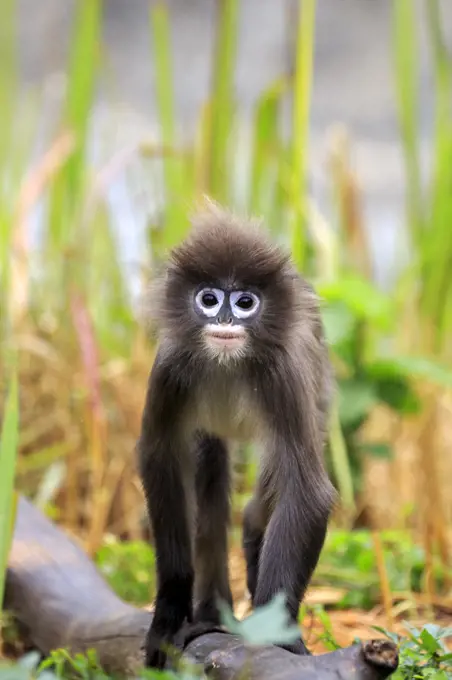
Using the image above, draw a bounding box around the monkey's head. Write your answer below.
[151,202,316,364]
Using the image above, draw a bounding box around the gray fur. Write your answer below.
[137,202,337,669]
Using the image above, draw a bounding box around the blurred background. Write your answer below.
[2,0,452,657]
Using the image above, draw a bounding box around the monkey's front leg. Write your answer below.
[140,442,195,669]
[253,477,331,656]
[194,433,233,623]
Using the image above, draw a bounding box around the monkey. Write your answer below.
[137,201,336,669]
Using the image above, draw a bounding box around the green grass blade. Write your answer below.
[150,3,176,152]
[47,0,101,254]
[84,202,136,356]
[328,396,356,521]
[208,0,239,203]
[0,373,19,608]
[392,0,424,248]
[269,144,290,239]
[0,0,15,174]
[0,0,16,337]
[150,2,189,254]
[420,0,452,350]
[190,100,213,198]
[421,128,452,350]
[249,77,288,218]
[63,0,101,203]
[290,0,316,271]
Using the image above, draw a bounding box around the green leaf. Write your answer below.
[426,672,449,680]
[0,665,30,680]
[219,593,301,646]
[372,376,421,415]
[391,356,452,389]
[18,652,41,672]
[317,275,394,329]
[321,301,355,347]
[95,539,156,606]
[218,598,241,633]
[420,628,441,655]
[338,380,379,427]
[372,625,400,643]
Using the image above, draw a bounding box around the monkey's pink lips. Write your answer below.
[204,325,247,351]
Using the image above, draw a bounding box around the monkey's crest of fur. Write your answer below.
[148,201,321,350]
[171,203,291,285]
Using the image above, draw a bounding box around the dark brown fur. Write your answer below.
[138,202,336,669]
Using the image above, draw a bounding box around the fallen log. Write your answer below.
[4,496,399,679]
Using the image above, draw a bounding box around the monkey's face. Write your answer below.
[155,208,301,364]
[193,285,261,361]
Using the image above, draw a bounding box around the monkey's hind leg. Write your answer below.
[242,496,266,601]
[193,433,233,625]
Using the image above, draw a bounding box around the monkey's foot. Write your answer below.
[278,637,311,656]
[144,621,228,669]
[144,628,172,670]
[193,597,230,627]
[144,621,189,669]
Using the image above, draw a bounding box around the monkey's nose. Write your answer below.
[218,312,233,325]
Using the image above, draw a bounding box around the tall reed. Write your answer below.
[46,0,102,305]
[0,373,19,610]
[2,0,452,547]
[0,0,16,337]
[392,0,452,585]
[290,0,317,271]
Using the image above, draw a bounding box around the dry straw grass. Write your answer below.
[13,323,150,553]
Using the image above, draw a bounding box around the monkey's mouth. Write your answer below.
[204,324,247,351]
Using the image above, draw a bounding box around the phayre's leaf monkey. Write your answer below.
[138,200,336,669]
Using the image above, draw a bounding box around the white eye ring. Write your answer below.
[195,288,225,318]
[230,291,260,319]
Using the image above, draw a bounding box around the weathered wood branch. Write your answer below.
[4,497,399,678]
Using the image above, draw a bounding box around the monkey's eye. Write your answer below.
[236,295,254,310]
[230,291,260,319]
[195,288,225,317]
[202,292,218,307]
